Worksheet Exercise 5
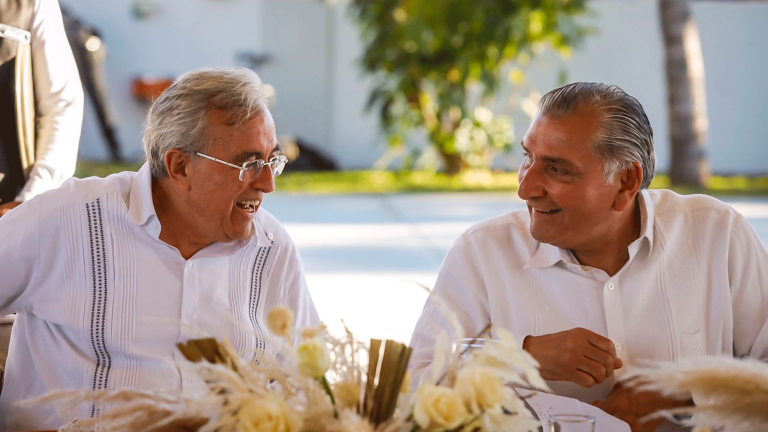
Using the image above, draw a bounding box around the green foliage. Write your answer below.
[74,161,768,196]
[348,0,590,173]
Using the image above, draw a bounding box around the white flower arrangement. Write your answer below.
[26,306,548,432]
[627,356,768,432]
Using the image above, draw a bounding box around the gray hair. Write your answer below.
[538,82,656,189]
[143,67,270,178]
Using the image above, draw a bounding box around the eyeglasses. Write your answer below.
[195,152,288,182]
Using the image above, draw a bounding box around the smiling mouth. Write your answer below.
[236,200,260,214]
[533,208,562,214]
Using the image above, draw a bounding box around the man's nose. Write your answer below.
[251,166,275,193]
[517,165,545,201]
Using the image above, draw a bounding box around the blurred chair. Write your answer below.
[0,314,15,394]
[278,135,339,173]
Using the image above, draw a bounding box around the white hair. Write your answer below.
[538,82,656,189]
[143,67,269,178]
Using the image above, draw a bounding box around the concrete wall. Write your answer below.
[60,0,264,161]
[64,0,768,174]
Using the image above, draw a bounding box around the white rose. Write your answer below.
[237,393,303,432]
[296,337,331,378]
[266,307,294,339]
[413,384,468,431]
[453,367,504,414]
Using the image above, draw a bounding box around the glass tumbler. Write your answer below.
[549,414,595,432]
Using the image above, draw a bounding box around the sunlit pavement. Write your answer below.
[264,193,768,344]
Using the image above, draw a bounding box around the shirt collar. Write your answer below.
[126,162,272,247]
[524,241,574,270]
[126,162,156,226]
[250,212,273,247]
[635,189,655,260]
[524,189,656,270]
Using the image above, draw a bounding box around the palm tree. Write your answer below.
[659,0,710,187]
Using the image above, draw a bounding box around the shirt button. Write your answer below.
[607,283,615,290]
[615,343,622,350]
[184,375,192,382]
[187,261,193,268]
[152,222,159,230]
[268,232,274,240]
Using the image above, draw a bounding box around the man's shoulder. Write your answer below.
[34,171,135,211]
[648,189,739,220]
[462,209,532,241]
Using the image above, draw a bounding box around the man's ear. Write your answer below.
[613,161,643,212]
[164,149,193,191]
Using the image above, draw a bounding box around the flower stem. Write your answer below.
[319,376,339,418]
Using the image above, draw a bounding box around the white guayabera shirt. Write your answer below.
[0,163,319,431]
[410,189,768,430]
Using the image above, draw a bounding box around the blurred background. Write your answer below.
[60,0,768,342]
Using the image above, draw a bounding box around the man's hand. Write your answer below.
[0,200,22,217]
[594,381,692,432]
[522,327,623,388]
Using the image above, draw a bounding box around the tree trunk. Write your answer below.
[659,0,711,187]
[438,149,464,176]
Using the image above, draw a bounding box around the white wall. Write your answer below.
[61,0,264,161]
[66,0,768,174]
[259,0,333,159]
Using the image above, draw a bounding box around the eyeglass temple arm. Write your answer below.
[195,152,245,171]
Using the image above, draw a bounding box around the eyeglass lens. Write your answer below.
[242,156,286,182]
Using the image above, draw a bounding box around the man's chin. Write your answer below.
[529,228,561,247]
[224,222,253,242]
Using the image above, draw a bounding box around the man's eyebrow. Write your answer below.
[235,151,265,163]
[234,142,282,163]
[520,141,578,168]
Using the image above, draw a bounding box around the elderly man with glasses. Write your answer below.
[0,67,319,430]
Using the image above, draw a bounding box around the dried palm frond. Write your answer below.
[626,356,768,432]
[23,301,547,432]
[19,388,208,431]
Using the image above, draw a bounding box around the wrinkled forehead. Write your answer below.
[206,109,279,156]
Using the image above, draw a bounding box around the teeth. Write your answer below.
[237,200,260,214]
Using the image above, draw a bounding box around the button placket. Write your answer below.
[603,279,628,375]
[180,259,200,337]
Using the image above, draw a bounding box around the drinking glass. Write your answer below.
[549,414,595,432]
[452,337,487,357]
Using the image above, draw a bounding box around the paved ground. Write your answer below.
[264,193,768,344]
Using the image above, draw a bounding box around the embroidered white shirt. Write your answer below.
[15,0,84,202]
[0,163,319,430]
[410,189,768,408]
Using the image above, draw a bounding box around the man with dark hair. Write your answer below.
[410,82,768,431]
